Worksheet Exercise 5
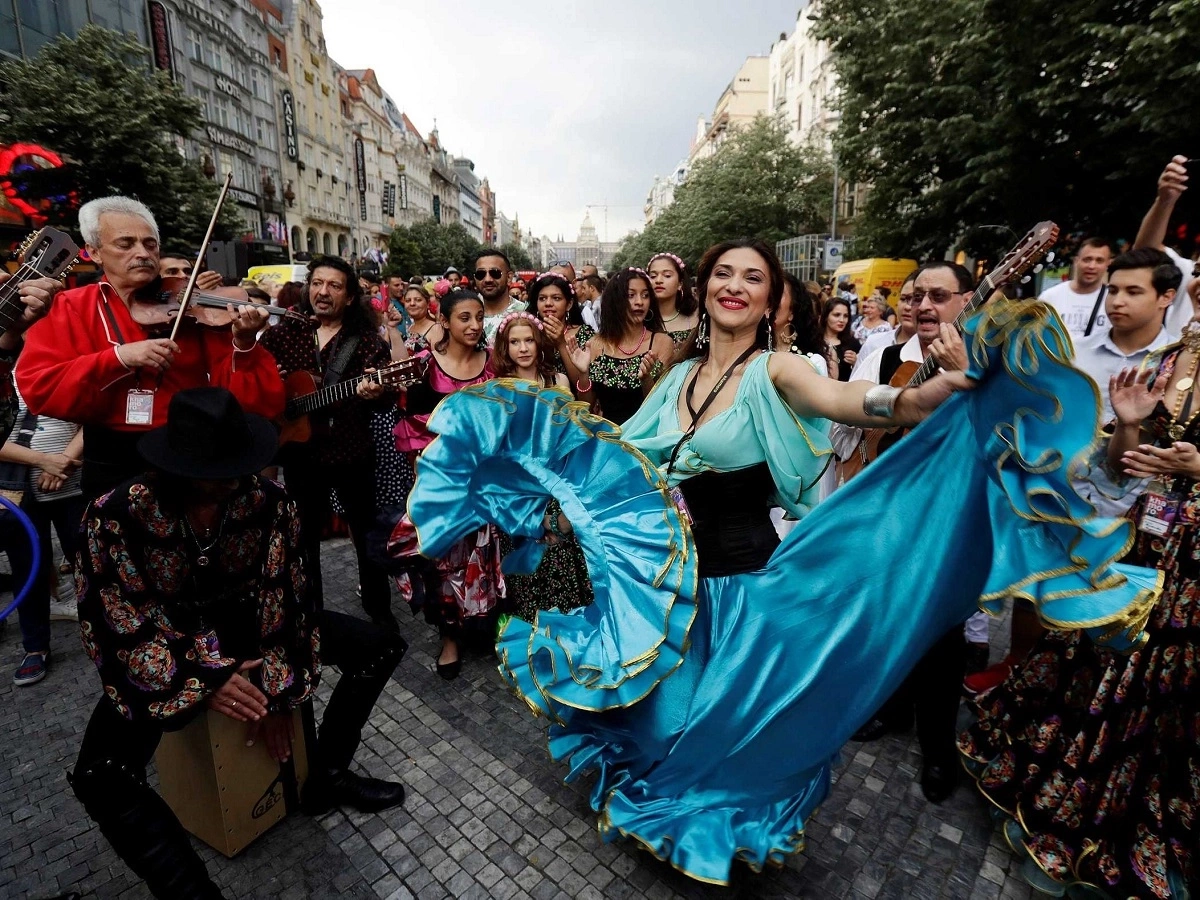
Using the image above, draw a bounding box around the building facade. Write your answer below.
[0,0,149,60]
[644,158,689,225]
[275,0,353,259]
[381,100,435,229]
[453,157,483,241]
[548,213,620,272]
[426,129,460,227]
[767,0,838,150]
[343,68,396,261]
[688,56,769,166]
[155,0,287,239]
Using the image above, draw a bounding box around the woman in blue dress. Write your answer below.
[403,238,1160,885]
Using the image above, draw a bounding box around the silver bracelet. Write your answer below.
[863,384,903,418]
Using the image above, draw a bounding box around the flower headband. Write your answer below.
[497,311,544,334]
[623,267,649,278]
[648,252,685,271]
[534,271,576,297]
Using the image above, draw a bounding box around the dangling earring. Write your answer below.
[765,317,775,352]
[696,313,709,348]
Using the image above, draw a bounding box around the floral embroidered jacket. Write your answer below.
[77,475,320,723]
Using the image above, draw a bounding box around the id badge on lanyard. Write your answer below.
[125,389,155,425]
[1138,488,1182,537]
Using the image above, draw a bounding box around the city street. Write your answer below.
[0,538,1037,900]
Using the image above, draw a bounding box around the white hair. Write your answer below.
[78,196,159,248]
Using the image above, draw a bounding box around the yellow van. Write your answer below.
[832,258,918,308]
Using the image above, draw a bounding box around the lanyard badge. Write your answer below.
[1138,488,1182,537]
[125,389,155,426]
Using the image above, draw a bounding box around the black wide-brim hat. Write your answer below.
[138,387,278,479]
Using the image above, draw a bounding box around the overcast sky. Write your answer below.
[322,0,803,243]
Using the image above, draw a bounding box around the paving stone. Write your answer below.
[0,538,1033,899]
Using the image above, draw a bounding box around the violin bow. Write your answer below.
[167,172,233,344]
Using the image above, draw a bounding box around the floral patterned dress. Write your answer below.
[76,476,319,723]
[959,350,1200,899]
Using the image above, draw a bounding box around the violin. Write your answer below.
[129,276,309,330]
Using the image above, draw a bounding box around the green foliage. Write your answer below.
[0,25,243,245]
[814,0,1200,258]
[499,241,534,271]
[387,219,482,279]
[612,115,834,271]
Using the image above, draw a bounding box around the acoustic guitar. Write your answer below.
[1,228,80,333]
[838,220,1060,483]
[278,357,427,447]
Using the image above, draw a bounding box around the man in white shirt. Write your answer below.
[832,261,972,805]
[1073,248,1179,424]
[577,274,605,331]
[1038,237,1114,337]
[1133,155,1197,339]
[853,274,918,376]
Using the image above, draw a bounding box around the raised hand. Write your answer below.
[1158,155,1189,203]
[542,313,565,346]
[1110,365,1166,427]
[563,332,591,374]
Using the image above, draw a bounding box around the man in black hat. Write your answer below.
[68,388,407,900]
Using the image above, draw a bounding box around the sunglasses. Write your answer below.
[474,268,505,280]
[911,289,966,305]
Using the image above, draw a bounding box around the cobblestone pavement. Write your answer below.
[0,539,1038,900]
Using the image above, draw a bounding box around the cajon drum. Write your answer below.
[156,706,308,857]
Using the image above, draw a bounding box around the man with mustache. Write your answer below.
[829,260,973,804]
[17,196,285,497]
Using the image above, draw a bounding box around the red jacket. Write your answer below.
[17,279,285,430]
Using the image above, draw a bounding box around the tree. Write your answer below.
[0,25,243,246]
[387,219,481,279]
[611,115,834,271]
[814,0,1200,259]
[499,242,534,271]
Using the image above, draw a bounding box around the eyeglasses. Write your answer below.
[910,289,967,305]
[474,268,505,280]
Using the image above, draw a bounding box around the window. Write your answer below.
[213,95,231,129]
[218,151,234,181]
[188,28,203,62]
[195,88,212,121]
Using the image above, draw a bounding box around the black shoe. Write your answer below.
[851,715,912,742]
[436,658,461,680]
[920,763,958,804]
[328,769,405,813]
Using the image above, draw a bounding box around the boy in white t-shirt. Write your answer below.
[1038,236,1115,337]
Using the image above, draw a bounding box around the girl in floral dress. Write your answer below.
[490,313,593,621]
[960,333,1200,899]
[389,289,504,679]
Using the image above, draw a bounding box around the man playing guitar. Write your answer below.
[259,256,397,631]
[829,260,972,805]
[16,196,284,496]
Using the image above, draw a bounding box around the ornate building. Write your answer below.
[425,128,460,227]
[548,212,620,272]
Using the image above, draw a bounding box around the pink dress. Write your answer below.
[394,350,494,454]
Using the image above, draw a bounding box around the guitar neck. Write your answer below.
[907,272,998,386]
[287,372,379,416]
[0,263,43,334]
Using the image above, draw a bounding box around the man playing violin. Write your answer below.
[17,196,285,496]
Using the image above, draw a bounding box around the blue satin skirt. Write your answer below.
[405,301,1160,885]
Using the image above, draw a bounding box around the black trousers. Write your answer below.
[76,609,401,777]
[281,451,392,624]
[879,624,967,768]
[71,611,404,899]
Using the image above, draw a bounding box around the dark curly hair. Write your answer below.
[299,256,374,335]
[525,273,584,326]
[647,252,697,317]
[782,272,824,356]
[691,238,785,360]
[597,269,665,341]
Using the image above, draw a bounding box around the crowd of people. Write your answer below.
[0,154,1195,898]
